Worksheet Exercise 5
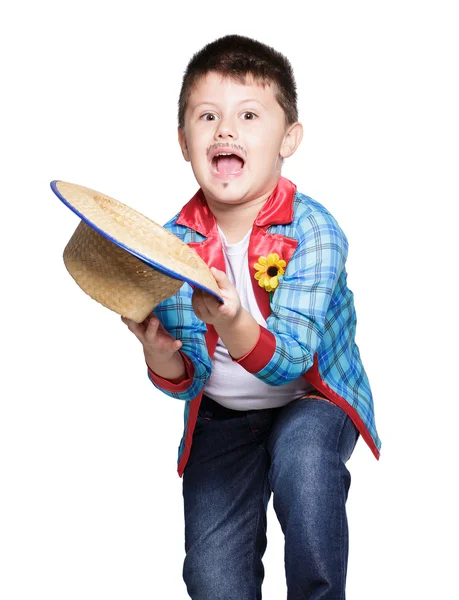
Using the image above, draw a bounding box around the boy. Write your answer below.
[122,34,380,600]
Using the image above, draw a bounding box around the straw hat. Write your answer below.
[51,180,223,322]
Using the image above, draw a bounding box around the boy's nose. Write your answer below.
[215,118,238,140]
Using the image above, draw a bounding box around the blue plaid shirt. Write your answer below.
[149,177,381,472]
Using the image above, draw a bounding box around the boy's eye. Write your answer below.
[201,113,217,121]
[242,112,257,120]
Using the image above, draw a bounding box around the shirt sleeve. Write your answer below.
[232,209,349,385]
[147,281,212,400]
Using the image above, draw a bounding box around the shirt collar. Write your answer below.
[176,176,297,236]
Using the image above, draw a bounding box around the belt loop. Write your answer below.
[200,394,214,419]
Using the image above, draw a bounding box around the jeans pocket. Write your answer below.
[196,409,212,425]
[300,392,335,405]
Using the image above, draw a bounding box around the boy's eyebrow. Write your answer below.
[191,98,267,111]
[239,98,267,109]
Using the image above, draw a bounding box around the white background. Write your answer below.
[1,1,458,598]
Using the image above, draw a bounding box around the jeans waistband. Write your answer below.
[200,394,250,418]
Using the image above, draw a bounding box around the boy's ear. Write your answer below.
[280,122,303,159]
[178,127,190,162]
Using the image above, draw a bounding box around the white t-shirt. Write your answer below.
[203,226,315,410]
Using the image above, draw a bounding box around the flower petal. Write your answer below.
[269,276,279,289]
[254,262,266,272]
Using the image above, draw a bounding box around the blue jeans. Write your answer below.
[182,394,360,600]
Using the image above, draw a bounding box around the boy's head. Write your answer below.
[178,34,298,130]
[177,35,303,208]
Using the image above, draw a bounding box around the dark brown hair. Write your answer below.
[178,34,298,129]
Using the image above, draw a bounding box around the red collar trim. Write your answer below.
[176,176,297,235]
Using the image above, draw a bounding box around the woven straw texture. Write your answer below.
[58,181,220,322]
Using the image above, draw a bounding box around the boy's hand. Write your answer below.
[122,314,182,357]
[121,314,185,380]
[192,267,242,326]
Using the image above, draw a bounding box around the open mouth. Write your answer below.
[211,152,245,177]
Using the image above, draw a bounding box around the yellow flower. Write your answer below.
[254,253,286,293]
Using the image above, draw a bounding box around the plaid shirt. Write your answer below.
[148,177,381,476]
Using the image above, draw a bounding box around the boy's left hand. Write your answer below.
[192,267,242,326]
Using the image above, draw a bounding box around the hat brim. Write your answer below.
[51,180,223,303]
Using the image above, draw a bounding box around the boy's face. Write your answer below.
[178,72,302,208]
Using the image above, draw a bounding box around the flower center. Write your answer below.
[267,266,278,277]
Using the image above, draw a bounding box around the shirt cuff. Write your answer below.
[231,325,276,373]
[147,351,195,392]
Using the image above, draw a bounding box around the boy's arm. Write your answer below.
[148,281,212,401]
[214,209,349,386]
[144,213,212,400]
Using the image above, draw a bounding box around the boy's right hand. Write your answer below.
[121,314,184,378]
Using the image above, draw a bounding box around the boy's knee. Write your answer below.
[272,440,336,490]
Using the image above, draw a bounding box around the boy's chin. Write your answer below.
[202,179,250,204]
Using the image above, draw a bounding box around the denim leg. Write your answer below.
[267,398,359,600]
[182,405,275,600]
